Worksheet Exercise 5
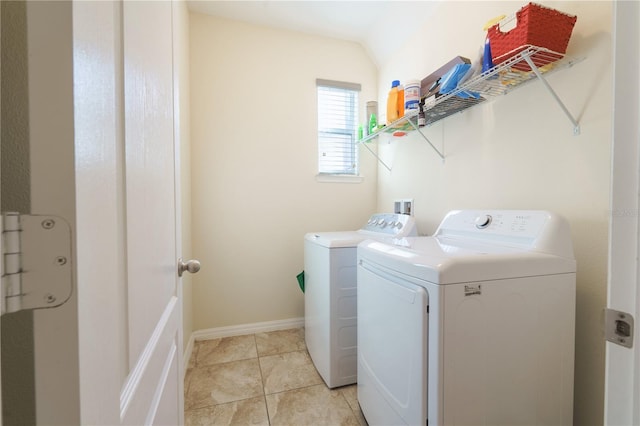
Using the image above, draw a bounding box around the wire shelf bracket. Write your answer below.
[405,117,445,163]
[360,141,392,172]
[522,54,581,135]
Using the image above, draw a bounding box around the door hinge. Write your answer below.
[1,213,73,316]
[604,308,634,349]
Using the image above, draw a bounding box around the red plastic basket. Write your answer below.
[487,3,577,71]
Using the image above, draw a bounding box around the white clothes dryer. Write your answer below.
[304,213,418,388]
[357,210,576,426]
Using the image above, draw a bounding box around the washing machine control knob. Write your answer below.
[377,219,386,227]
[475,214,492,229]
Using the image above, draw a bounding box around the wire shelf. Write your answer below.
[362,45,583,142]
[359,45,584,165]
[452,45,584,99]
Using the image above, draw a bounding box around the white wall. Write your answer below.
[376,1,612,424]
[189,14,378,330]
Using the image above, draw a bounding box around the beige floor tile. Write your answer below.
[265,384,359,426]
[186,359,264,410]
[260,350,323,394]
[339,384,358,411]
[185,368,194,394]
[185,396,269,426]
[338,385,368,426]
[196,335,258,367]
[255,328,306,356]
[185,332,367,425]
[188,344,198,369]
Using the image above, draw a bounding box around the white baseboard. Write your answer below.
[192,317,305,342]
[183,317,304,371]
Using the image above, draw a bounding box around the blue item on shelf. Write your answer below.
[438,63,481,99]
[482,38,495,73]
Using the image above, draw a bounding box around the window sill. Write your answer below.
[315,174,364,184]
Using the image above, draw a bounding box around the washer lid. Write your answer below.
[305,231,368,248]
[358,236,577,284]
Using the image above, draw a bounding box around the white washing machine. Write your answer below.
[357,210,576,426]
[304,213,418,388]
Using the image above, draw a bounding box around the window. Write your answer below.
[316,79,361,176]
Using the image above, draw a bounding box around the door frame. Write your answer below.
[1,3,3,422]
[605,1,640,424]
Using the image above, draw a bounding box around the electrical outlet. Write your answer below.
[394,199,414,215]
[402,199,414,216]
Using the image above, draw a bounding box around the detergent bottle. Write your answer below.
[386,80,400,124]
[397,82,405,119]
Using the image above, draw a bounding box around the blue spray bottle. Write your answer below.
[482,37,494,74]
[481,15,504,74]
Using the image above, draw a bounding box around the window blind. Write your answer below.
[316,79,361,175]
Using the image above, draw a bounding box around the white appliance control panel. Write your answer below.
[434,210,574,258]
[362,213,418,237]
[438,211,548,238]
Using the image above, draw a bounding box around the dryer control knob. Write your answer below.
[475,215,492,229]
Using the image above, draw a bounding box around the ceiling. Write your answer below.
[186,1,441,66]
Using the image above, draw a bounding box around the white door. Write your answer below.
[605,1,640,425]
[73,1,183,424]
[121,1,183,423]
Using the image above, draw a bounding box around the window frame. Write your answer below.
[316,79,361,179]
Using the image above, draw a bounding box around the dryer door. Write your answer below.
[357,259,428,426]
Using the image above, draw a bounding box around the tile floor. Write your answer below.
[184,328,367,426]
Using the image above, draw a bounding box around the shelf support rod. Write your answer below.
[406,119,446,161]
[522,55,581,135]
[360,141,392,172]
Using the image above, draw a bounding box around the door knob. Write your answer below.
[178,258,201,277]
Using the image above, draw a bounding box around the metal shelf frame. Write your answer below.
[360,45,585,168]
